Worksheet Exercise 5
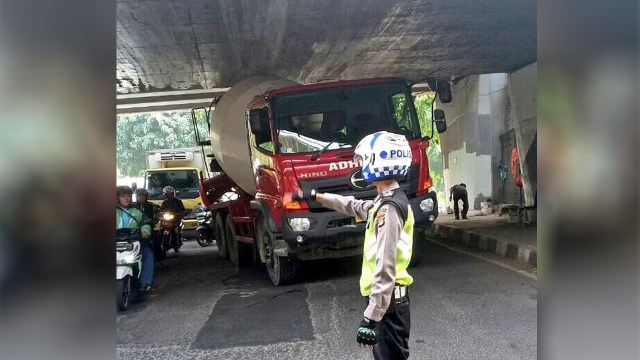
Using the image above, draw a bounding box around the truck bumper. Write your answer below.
[280,191,438,260]
[280,211,366,260]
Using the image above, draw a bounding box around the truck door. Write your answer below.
[247,106,280,198]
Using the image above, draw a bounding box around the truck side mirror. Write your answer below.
[437,80,452,103]
[434,109,447,134]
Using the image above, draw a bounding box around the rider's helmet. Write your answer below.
[162,186,175,195]
[353,131,412,183]
[117,185,134,198]
[135,188,149,197]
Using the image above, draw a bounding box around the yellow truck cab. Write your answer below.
[143,148,207,230]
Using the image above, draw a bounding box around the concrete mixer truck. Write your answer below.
[192,76,449,285]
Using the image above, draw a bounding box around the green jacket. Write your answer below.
[116,206,151,236]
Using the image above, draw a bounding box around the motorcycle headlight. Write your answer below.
[419,198,434,213]
[289,218,311,232]
[162,213,175,221]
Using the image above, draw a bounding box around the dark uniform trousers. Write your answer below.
[366,291,411,360]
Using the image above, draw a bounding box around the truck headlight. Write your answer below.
[420,198,434,213]
[289,218,311,232]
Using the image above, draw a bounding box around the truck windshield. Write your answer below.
[145,170,199,200]
[271,82,420,154]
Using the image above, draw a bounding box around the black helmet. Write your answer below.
[117,185,133,197]
[135,188,149,197]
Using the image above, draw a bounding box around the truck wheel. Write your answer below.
[409,230,426,268]
[259,219,297,285]
[225,214,238,265]
[214,214,227,259]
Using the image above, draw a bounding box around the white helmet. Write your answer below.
[354,131,412,183]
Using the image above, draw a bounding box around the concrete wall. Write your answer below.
[437,63,537,211]
[508,63,537,206]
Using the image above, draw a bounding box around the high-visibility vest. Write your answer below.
[360,189,414,296]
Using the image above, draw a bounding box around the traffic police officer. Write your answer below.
[294,131,414,359]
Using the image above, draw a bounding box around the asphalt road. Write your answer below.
[117,238,537,360]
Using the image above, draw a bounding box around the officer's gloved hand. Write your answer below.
[356,317,378,346]
[292,189,317,201]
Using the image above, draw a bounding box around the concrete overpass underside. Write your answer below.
[117,0,536,99]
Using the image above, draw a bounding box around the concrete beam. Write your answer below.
[117,83,433,114]
[116,88,228,114]
[117,0,536,94]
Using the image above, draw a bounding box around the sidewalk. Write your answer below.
[430,213,537,267]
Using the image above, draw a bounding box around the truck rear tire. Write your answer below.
[225,214,239,265]
[409,230,426,268]
[258,219,297,285]
[214,214,228,259]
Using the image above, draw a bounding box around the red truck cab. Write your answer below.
[198,77,446,285]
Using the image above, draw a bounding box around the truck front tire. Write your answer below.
[257,217,297,285]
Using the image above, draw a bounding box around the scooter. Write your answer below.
[116,228,142,311]
[196,207,215,247]
[159,211,183,257]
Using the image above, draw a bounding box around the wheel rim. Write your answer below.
[256,218,269,265]
[265,241,274,269]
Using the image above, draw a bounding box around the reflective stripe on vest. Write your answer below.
[359,199,414,296]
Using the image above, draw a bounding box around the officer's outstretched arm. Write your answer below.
[317,192,372,220]
[291,189,373,220]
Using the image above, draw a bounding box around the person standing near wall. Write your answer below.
[449,183,469,220]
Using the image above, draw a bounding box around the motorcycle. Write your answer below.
[159,211,183,257]
[195,207,215,247]
[116,228,142,311]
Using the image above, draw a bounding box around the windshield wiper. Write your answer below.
[310,136,348,161]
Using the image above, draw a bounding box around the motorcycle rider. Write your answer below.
[159,186,187,251]
[117,185,154,291]
[134,188,165,266]
[292,131,414,359]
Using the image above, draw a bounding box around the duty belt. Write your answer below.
[394,285,408,299]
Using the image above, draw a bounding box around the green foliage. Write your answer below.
[116,111,197,177]
[414,93,445,196]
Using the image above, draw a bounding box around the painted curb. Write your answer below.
[433,224,537,267]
